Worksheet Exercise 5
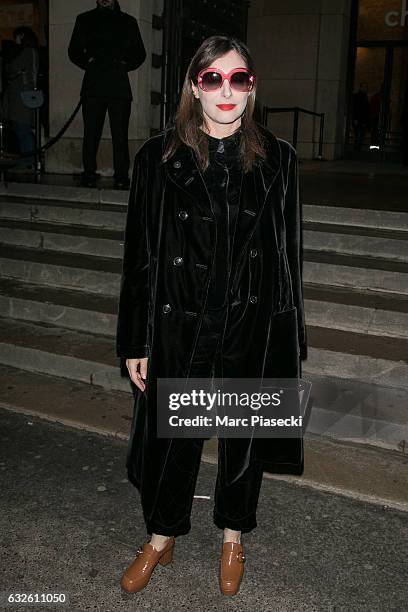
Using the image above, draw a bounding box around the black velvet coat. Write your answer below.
[116,122,308,495]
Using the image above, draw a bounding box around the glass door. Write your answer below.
[348,44,408,160]
[388,46,408,158]
[349,46,387,155]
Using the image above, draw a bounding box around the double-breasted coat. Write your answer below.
[116,122,308,498]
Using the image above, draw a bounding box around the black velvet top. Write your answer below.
[202,127,243,310]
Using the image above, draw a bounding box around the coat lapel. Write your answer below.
[164,144,210,210]
[163,126,282,269]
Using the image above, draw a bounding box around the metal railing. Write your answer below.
[262,106,325,159]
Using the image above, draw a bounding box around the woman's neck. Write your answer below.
[200,119,242,140]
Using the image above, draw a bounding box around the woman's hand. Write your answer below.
[126,358,148,392]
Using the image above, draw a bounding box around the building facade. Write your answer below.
[1,0,407,171]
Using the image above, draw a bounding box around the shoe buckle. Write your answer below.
[135,546,143,557]
[237,551,246,563]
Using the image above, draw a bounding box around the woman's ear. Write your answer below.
[191,80,199,100]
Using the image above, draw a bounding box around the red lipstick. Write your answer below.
[216,104,236,111]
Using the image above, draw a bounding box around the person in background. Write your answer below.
[352,82,370,151]
[2,26,39,170]
[68,0,146,190]
[370,84,384,147]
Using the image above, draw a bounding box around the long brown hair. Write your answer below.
[162,35,268,173]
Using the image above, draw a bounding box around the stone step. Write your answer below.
[296,371,407,452]
[0,278,118,337]
[304,221,408,241]
[304,346,407,391]
[1,178,406,214]
[1,278,407,342]
[0,247,407,340]
[0,216,406,265]
[0,345,405,454]
[304,229,408,263]
[0,182,128,206]
[305,283,408,312]
[0,197,126,230]
[0,316,128,392]
[1,234,407,299]
[0,218,124,259]
[0,313,406,395]
[305,285,408,339]
[303,204,408,232]
[0,245,120,295]
[306,301,408,339]
[304,256,408,295]
[306,325,408,371]
[1,188,407,234]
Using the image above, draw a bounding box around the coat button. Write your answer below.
[173,160,181,168]
[178,210,188,220]
[249,295,258,304]
[250,249,258,258]
[173,256,183,266]
[162,303,172,313]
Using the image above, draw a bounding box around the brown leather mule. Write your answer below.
[219,541,246,596]
[120,537,175,593]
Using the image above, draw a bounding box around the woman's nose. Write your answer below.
[221,79,232,97]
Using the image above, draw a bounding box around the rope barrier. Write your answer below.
[0,98,82,162]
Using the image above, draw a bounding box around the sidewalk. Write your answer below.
[0,407,406,611]
[0,365,407,513]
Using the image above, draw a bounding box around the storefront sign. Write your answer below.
[385,0,408,26]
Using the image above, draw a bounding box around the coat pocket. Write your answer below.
[264,306,300,378]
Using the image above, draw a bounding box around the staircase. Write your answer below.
[0,183,128,393]
[0,180,406,450]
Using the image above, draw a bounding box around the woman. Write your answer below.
[116,35,307,596]
[2,27,39,169]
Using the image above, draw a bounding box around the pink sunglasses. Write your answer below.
[197,67,255,92]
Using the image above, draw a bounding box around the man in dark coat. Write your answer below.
[68,0,146,189]
[352,82,370,151]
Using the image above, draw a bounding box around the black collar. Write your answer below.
[203,127,242,154]
[163,122,281,181]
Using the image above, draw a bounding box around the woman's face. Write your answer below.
[191,49,253,128]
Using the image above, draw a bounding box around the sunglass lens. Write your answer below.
[201,71,223,91]
[231,72,253,91]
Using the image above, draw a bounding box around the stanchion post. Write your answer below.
[293,108,299,149]
[34,108,41,182]
[317,113,325,160]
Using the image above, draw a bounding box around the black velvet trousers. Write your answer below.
[145,307,265,537]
